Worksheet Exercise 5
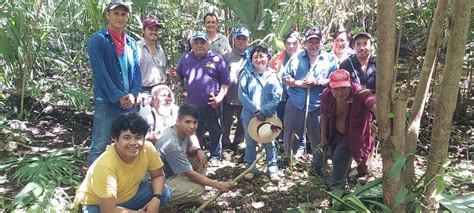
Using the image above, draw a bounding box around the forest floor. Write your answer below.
[1,106,473,212]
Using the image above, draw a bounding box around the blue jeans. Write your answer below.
[242,117,278,175]
[196,105,222,159]
[82,181,172,212]
[87,100,136,166]
[327,132,352,188]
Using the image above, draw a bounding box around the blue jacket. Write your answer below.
[282,50,337,111]
[88,28,141,103]
[238,67,282,123]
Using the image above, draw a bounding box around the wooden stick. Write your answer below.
[195,146,265,212]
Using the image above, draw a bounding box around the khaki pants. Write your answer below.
[167,156,206,206]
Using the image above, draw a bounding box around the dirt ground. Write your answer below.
[1,106,472,212]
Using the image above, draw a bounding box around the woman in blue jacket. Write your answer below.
[238,45,282,182]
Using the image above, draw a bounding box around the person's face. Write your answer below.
[143,25,160,41]
[285,37,300,57]
[153,89,172,107]
[252,51,269,72]
[191,39,209,58]
[176,115,198,137]
[234,35,249,53]
[106,7,129,31]
[305,37,323,57]
[114,129,144,162]
[331,86,351,100]
[204,15,218,33]
[333,32,349,53]
[354,37,372,59]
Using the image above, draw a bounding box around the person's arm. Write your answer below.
[98,197,140,213]
[88,33,125,103]
[139,168,166,212]
[260,75,283,117]
[238,70,258,113]
[187,135,207,169]
[320,91,331,149]
[281,58,310,88]
[182,170,233,192]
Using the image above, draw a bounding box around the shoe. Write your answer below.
[244,172,254,181]
[269,173,280,183]
[208,158,220,167]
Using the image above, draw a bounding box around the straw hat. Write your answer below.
[248,116,282,143]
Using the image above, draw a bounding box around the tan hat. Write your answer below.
[248,116,283,143]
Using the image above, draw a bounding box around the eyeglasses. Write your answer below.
[305,41,320,47]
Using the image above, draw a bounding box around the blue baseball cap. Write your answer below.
[191,31,208,42]
[234,27,251,38]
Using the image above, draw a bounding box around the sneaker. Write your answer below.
[244,172,254,181]
[208,158,221,167]
[269,173,280,183]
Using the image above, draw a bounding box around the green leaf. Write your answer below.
[393,186,409,207]
[362,199,392,212]
[389,156,407,180]
[439,193,474,212]
[353,178,383,196]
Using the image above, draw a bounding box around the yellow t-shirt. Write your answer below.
[74,142,163,205]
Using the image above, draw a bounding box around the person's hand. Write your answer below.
[370,120,377,134]
[139,196,160,212]
[147,133,160,144]
[208,92,222,108]
[303,76,318,86]
[197,149,208,169]
[320,138,328,151]
[168,67,178,78]
[296,80,311,88]
[120,94,135,109]
[253,110,266,122]
[270,125,282,133]
[217,181,235,192]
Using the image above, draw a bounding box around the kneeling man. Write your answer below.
[75,113,172,212]
[155,104,234,206]
[317,69,376,189]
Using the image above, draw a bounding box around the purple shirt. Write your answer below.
[321,83,375,164]
[177,51,230,107]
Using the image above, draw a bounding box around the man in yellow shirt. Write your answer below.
[75,112,172,212]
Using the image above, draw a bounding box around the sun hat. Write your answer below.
[248,116,282,143]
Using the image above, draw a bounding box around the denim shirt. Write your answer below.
[88,28,141,103]
[238,66,282,121]
[282,50,337,111]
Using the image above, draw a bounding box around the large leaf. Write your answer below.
[362,199,392,212]
[389,155,406,180]
[439,193,474,212]
[393,186,409,207]
[353,178,383,196]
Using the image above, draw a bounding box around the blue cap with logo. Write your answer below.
[234,27,251,38]
[191,31,208,42]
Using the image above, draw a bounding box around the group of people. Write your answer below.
[74,1,378,212]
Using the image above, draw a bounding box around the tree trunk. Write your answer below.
[404,0,448,193]
[421,0,472,211]
[376,0,404,210]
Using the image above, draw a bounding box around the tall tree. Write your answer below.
[376,1,407,211]
[404,0,448,192]
[421,0,472,211]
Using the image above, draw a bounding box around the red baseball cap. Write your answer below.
[143,18,163,29]
[329,69,352,88]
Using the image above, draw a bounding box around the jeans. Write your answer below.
[326,132,352,188]
[282,102,321,159]
[276,101,286,141]
[82,180,172,212]
[242,117,278,175]
[221,102,244,147]
[87,100,136,166]
[196,105,222,159]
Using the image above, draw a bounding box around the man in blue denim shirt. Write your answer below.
[282,27,337,167]
[86,1,142,166]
